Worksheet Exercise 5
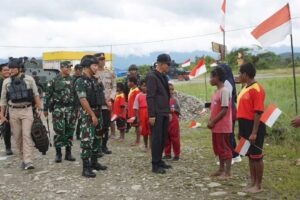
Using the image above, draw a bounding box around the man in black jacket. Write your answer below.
[146,54,172,174]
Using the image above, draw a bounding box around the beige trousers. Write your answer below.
[9,106,34,163]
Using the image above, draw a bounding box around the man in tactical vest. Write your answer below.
[0,63,13,155]
[94,52,116,154]
[75,55,107,178]
[44,61,76,163]
[0,58,42,170]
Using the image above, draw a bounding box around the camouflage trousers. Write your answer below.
[52,106,76,148]
[80,108,103,159]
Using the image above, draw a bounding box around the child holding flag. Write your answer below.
[133,79,151,151]
[207,67,233,180]
[237,63,266,193]
[163,83,181,161]
[127,76,141,146]
[113,83,126,141]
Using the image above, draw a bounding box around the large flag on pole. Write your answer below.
[260,104,282,128]
[189,59,207,79]
[251,3,291,47]
[181,59,191,68]
[220,0,226,32]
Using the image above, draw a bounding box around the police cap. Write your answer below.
[80,55,98,68]
[74,64,82,70]
[94,52,105,60]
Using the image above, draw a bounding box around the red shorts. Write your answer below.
[212,133,232,160]
[139,108,150,136]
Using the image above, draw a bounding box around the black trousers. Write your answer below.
[101,109,111,150]
[151,115,169,165]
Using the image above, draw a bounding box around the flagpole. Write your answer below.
[204,72,208,102]
[290,34,298,114]
[223,31,226,62]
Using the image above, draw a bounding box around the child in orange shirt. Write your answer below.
[127,76,141,146]
[113,83,126,141]
[133,80,151,151]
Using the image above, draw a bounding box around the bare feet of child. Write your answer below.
[211,170,224,177]
[242,184,255,192]
[247,186,263,193]
[219,174,231,180]
[130,142,140,147]
[117,137,124,142]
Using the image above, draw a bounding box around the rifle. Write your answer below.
[46,116,52,147]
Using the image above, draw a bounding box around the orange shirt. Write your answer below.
[128,87,140,118]
[113,93,126,119]
[237,82,265,120]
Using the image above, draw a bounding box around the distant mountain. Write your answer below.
[113,51,218,70]
[279,52,300,59]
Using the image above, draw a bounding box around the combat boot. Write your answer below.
[91,155,107,171]
[96,149,104,158]
[65,146,76,161]
[82,158,96,178]
[55,147,62,163]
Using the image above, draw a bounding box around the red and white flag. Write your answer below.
[260,104,282,128]
[251,3,292,47]
[111,114,118,122]
[235,137,251,156]
[188,120,201,129]
[181,59,191,68]
[127,117,136,123]
[220,0,226,32]
[210,60,218,67]
[199,108,207,115]
[189,59,207,79]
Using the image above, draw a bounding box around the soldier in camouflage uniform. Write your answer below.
[94,52,116,154]
[44,61,76,163]
[75,55,107,178]
[73,64,83,140]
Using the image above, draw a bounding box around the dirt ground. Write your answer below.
[0,119,294,200]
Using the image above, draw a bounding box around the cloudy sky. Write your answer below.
[0,0,299,58]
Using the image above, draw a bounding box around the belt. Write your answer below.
[8,104,32,109]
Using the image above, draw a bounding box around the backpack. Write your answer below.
[31,117,50,155]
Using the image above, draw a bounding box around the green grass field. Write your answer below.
[175,73,300,199]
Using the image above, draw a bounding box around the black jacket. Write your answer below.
[146,70,170,117]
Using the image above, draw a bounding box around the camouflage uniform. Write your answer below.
[44,74,76,148]
[75,75,105,159]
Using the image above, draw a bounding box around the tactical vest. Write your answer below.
[8,74,33,103]
[82,76,105,108]
[31,117,49,155]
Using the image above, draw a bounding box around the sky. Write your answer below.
[0,0,299,58]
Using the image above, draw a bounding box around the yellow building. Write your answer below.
[42,51,113,70]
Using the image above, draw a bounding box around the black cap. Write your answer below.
[60,61,72,68]
[128,64,138,71]
[157,53,171,64]
[8,58,23,68]
[94,52,105,60]
[80,55,98,68]
[74,64,82,70]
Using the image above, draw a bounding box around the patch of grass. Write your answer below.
[176,70,300,199]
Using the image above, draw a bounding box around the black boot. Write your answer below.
[82,158,96,178]
[65,146,76,161]
[55,148,62,163]
[96,149,104,158]
[159,160,172,169]
[152,164,166,174]
[91,155,107,171]
[6,149,13,156]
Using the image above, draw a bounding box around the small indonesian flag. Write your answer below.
[251,3,292,47]
[189,120,201,128]
[235,137,251,156]
[181,59,191,68]
[189,59,207,79]
[111,114,118,122]
[127,117,136,123]
[210,60,218,67]
[199,108,207,115]
[260,104,282,128]
[220,0,226,32]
